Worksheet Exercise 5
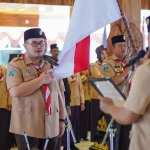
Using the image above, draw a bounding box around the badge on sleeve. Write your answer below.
[90,64,94,68]
[103,63,108,71]
[8,66,15,76]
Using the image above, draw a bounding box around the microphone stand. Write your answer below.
[101,65,135,150]
[43,55,76,150]
[43,56,76,149]
[51,69,76,150]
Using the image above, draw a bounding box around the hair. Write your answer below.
[95,45,107,63]
[112,43,116,47]
[24,40,28,44]
[50,47,58,52]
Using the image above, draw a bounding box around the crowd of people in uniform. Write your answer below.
[1,16,150,150]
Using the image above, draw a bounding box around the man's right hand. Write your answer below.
[39,72,54,84]
[124,66,131,74]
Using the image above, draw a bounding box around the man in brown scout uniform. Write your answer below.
[101,35,131,150]
[0,64,12,150]
[6,28,65,150]
[100,15,150,150]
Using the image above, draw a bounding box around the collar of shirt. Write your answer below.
[23,53,46,66]
[95,60,101,65]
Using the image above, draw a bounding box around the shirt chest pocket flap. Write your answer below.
[23,73,37,82]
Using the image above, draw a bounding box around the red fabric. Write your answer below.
[116,59,126,71]
[116,59,131,90]
[74,36,90,73]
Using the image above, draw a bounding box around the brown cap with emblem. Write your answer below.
[111,35,126,45]
[146,16,150,33]
[24,28,46,41]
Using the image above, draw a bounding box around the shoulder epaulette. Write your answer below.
[107,56,112,60]
[11,56,23,62]
[90,63,95,68]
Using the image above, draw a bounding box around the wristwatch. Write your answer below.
[59,119,66,123]
[59,119,68,125]
[66,106,71,110]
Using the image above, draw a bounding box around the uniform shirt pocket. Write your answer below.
[23,74,36,82]
[12,104,32,113]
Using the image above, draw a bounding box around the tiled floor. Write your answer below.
[11,132,93,150]
[11,141,93,150]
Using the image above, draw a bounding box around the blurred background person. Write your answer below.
[89,45,107,142]
[0,64,12,150]
[80,70,90,141]
[64,73,85,150]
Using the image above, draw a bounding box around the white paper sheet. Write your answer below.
[95,80,125,107]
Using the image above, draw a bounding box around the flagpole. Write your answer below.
[51,69,76,144]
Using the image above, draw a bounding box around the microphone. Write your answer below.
[43,55,59,66]
[124,50,146,68]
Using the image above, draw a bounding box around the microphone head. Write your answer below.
[137,50,146,58]
[43,55,59,66]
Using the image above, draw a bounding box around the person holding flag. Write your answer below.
[6,28,65,150]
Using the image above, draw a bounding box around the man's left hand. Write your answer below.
[100,97,114,114]
[58,122,65,137]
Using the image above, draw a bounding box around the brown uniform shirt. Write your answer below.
[68,73,84,106]
[89,61,103,99]
[101,54,129,96]
[124,60,150,150]
[6,54,65,138]
[80,71,90,101]
[0,65,12,109]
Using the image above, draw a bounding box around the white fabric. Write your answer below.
[54,0,122,79]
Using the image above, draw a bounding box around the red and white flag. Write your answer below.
[142,16,146,50]
[54,0,122,79]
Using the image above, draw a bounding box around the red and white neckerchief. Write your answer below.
[0,67,4,81]
[116,59,131,89]
[32,63,52,115]
[116,59,126,72]
[21,54,52,115]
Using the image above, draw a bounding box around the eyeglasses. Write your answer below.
[25,41,46,47]
[117,44,127,48]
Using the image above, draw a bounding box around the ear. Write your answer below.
[112,46,115,53]
[23,43,26,49]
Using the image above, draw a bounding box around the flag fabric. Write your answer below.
[102,26,108,48]
[54,0,122,79]
[142,16,146,50]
